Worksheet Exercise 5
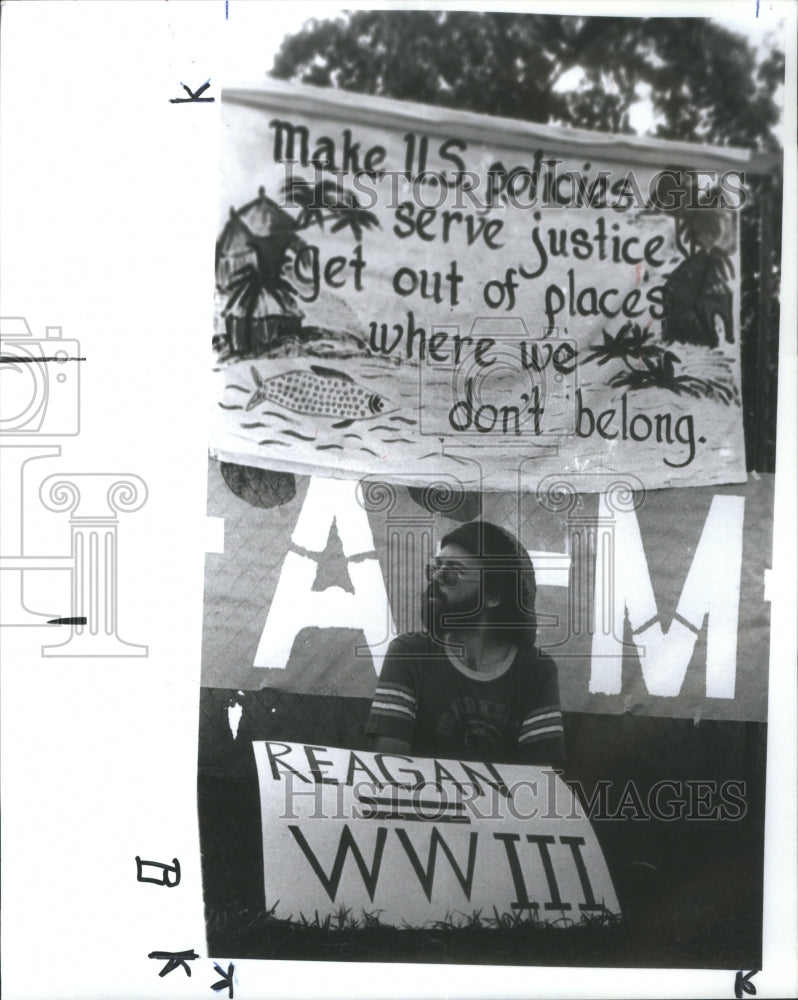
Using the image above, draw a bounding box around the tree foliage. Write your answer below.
[271,11,783,151]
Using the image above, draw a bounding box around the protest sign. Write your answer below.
[252,741,620,927]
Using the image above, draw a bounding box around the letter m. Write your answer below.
[589,494,744,698]
[269,119,310,165]
[288,824,387,902]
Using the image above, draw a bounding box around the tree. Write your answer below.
[271,11,783,151]
[271,10,784,471]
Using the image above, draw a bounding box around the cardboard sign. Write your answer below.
[212,81,748,492]
[252,741,620,927]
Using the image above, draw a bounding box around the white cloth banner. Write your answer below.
[212,81,748,492]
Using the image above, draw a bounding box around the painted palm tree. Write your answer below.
[218,182,380,357]
[661,196,735,348]
[282,176,380,240]
[586,321,738,404]
[661,245,735,348]
[224,213,302,311]
[584,322,662,367]
[607,349,734,402]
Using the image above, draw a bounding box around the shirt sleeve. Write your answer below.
[364,637,418,743]
[517,650,566,764]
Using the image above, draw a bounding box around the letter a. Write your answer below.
[254,477,395,672]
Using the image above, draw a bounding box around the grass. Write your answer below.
[203,861,762,969]
[198,709,767,970]
[205,901,629,966]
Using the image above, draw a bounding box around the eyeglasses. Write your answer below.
[425,562,468,587]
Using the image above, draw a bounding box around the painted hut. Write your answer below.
[215,187,304,356]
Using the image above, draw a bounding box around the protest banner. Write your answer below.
[211,81,749,493]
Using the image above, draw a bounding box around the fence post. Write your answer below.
[755,180,775,470]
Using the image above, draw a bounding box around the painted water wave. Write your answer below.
[210,346,743,491]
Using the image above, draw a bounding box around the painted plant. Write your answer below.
[216,181,379,358]
[661,185,736,349]
[584,321,738,404]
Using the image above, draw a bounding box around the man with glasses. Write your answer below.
[365,519,565,765]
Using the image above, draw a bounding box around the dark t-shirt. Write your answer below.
[365,632,565,764]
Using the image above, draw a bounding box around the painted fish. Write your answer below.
[246,364,393,428]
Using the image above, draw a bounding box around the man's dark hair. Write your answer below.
[440,519,537,647]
